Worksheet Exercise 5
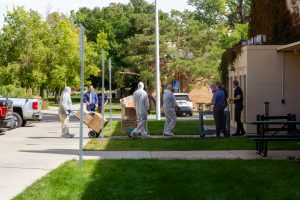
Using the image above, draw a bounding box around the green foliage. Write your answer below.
[0,85,33,98]
[220,23,248,49]
[188,0,226,26]
[0,1,252,95]
[0,63,21,86]
[249,0,300,44]
[0,7,109,96]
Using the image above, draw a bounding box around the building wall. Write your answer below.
[189,86,212,110]
[229,46,248,129]
[229,45,300,133]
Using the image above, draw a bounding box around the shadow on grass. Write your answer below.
[79,159,300,200]
[13,160,300,199]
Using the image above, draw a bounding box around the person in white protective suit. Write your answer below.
[58,86,74,138]
[163,85,178,136]
[130,82,151,138]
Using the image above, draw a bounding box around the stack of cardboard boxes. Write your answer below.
[120,96,137,134]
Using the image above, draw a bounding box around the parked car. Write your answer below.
[174,93,193,116]
[0,98,43,127]
[0,99,15,132]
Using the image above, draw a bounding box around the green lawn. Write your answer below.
[103,120,212,136]
[14,159,300,200]
[84,137,300,151]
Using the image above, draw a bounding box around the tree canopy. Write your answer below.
[0,0,251,97]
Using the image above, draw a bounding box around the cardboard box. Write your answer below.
[75,111,107,133]
[120,96,135,107]
[121,120,137,134]
[120,96,137,120]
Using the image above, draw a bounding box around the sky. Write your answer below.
[0,0,194,27]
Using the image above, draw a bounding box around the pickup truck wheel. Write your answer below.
[12,112,22,128]
[21,120,27,127]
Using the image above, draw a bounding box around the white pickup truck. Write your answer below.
[0,98,43,127]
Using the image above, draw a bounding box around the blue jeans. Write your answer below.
[87,104,96,112]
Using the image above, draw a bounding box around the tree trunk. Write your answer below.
[238,0,244,24]
[40,86,45,99]
[54,87,60,103]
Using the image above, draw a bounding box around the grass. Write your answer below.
[14,159,300,200]
[103,120,213,136]
[84,137,300,151]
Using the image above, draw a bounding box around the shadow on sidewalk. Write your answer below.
[19,149,80,156]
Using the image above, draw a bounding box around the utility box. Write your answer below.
[120,96,137,134]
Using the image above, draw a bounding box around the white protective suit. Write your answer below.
[163,88,178,136]
[131,82,150,137]
[58,87,72,136]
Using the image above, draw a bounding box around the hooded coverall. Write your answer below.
[58,87,72,136]
[131,83,149,136]
[163,89,178,135]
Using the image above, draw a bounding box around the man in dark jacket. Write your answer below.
[84,85,98,112]
[232,80,246,136]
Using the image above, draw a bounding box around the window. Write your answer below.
[174,95,191,101]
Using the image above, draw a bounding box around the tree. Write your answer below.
[0,7,48,90]
[249,0,300,44]
[188,0,251,26]
[0,8,106,99]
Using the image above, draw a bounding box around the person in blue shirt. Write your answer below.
[97,88,108,113]
[207,83,229,137]
[84,85,98,112]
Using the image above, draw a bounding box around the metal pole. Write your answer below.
[101,50,105,143]
[109,58,112,132]
[79,25,85,170]
[155,0,161,120]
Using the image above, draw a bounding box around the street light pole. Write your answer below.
[109,58,112,132]
[155,0,161,120]
[79,24,85,170]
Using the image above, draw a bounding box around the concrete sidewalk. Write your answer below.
[0,121,90,200]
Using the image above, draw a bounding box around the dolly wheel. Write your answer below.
[88,130,97,138]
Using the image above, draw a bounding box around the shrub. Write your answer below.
[0,85,33,98]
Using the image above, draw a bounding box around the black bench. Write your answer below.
[247,114,300,157]
[250,135,300,157]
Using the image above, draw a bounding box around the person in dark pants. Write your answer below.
[232,80,246,136]
[97,88,108,113]
[216,81,229,130]
[84,85,98,112]
[207,83,229,137]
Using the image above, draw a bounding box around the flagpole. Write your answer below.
[155,0,161,120]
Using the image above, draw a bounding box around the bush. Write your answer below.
[0,85,33,98]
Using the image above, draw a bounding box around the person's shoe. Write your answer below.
[142,133,151,138]
[62,133,74,138]
[130,132,138,138]
[163,132,174,136]
[232,133,241,136]
[224,134,230,137]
